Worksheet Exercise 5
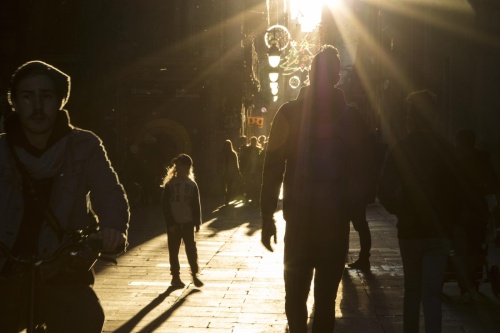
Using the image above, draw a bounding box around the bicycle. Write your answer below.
[0,227,117,333]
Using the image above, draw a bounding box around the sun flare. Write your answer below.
[290,0,342,32]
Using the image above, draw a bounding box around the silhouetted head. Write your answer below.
[8,60,71,110]
[172,153,193,168]
[405,89,438,133]
[309,45,341,88]
[223,139,235,152]
[249,136,258,147]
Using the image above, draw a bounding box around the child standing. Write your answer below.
[161,154,203,287]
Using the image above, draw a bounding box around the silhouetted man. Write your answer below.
[260,45,371,333]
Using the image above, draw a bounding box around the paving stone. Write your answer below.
[93,199,500,332]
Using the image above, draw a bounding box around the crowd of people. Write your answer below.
[260,46,499,333]
[221,134,268,206]
[1,48,499,333]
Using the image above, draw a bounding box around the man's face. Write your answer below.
[12,74,60,136]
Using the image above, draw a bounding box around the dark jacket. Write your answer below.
[378,131,463,239]
[223,150,240,180]
[260,86,372,222]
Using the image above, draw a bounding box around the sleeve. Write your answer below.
[191,182,202,227]
[344,108,375,206]
[161,184,176,228]
[260,105,290,218]
[377,147,402,215]
[481,152,500,195]
[239,146,248,173]
[234,151,241,174]
[86,133,130,234]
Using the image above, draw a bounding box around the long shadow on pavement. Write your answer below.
[336,267,402,333]
[112,287,201,333]
[203,200,263,238]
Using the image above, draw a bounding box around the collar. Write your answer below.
[4,110,73,157]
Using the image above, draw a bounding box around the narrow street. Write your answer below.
[94,198,500,332]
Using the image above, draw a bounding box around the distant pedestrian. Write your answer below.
[346,201,372,270]
[161,154,203,288]
[452,128,499,302]
[240,136,263,206]
[258,134,268,151]
[260,45,372,333]
[348,131,388,270]
[238,135,248,158]
[222,139,241,205]
[378,90,463,333]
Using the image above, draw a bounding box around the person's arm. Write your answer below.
[85,133,129,253]
[234,151,241,174]
[260,106,289,219]
[344,107,374,206]
[377,147,402,215]
[260,105,291,251]
[161,183,176,228]
[191,182,202,232]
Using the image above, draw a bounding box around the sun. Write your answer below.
[290,0,343,32]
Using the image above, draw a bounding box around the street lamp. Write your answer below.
[269,68,279,82]
[267,43,281,68]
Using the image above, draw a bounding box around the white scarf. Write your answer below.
[15,136,69,179]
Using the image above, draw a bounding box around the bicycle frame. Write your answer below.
[0,230,116,333]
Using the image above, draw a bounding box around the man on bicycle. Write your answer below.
[0,60,130,332]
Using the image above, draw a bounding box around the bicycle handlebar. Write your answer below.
[0,227,118,268]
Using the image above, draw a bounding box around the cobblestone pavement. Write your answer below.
[94,198,500,333]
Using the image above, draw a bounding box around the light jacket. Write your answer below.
[161,178,202,228]
[0,129,130,271]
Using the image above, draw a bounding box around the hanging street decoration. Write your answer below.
[288,76,301,89]
[279,33,320,77]
[264,25,291,51]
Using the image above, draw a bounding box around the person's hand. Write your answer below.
[261,216,277,252]
[195,225,200,233]
[91,227,126,253]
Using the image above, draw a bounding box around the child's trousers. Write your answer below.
[167,223,199,276]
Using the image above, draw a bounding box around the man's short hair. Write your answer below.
[8,60,71,109]
[309,45,341,86]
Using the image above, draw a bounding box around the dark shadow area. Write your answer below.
[113,287,200,333]
[441,284,500,333]
[336,268,402,333]
[202,199,264,238]
[124,205,165,247]
[93,204,165,275]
